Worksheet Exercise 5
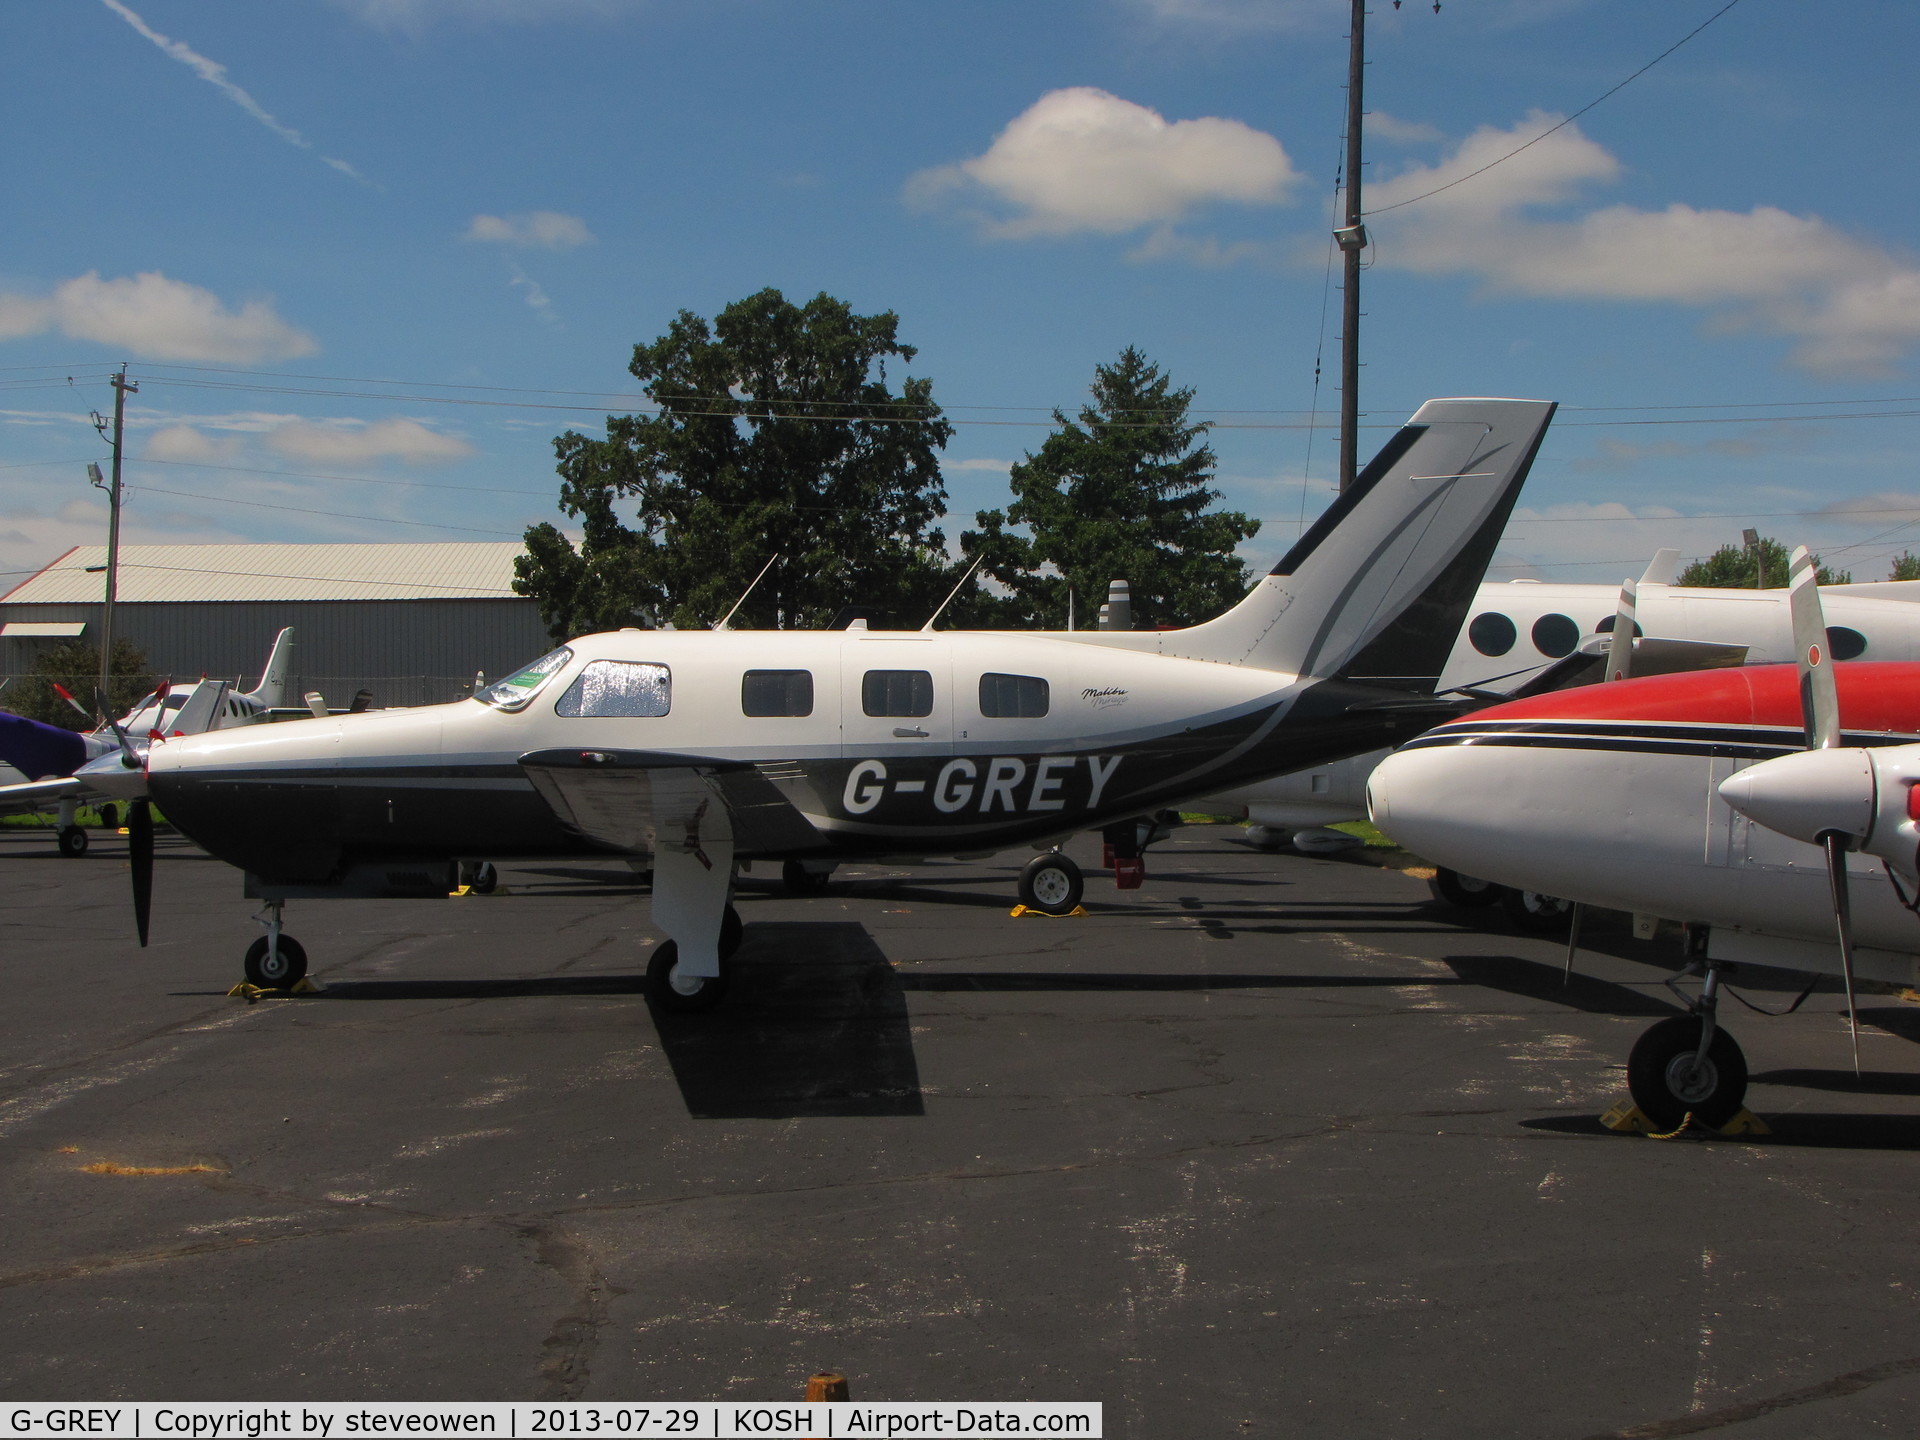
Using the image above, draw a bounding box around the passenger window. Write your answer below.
[555,660,671,717]
[1467,612,1516,657]
[862,669,933,718]
[979,673,1048,718]
[1827,626,1868,660]
[1531,613,1579,658]
[742,669,813,717]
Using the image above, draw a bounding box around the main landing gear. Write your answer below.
[1627,960,1748,1129]
[646,904,744,1012]
[1018,852,1084,916]
[781,859,835,895]
[244,901,308,988]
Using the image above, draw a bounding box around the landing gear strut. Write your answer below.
[244,901,308,988]
[1627,961,1748,1129]
[56,796,86,857]
[646,904,743,1012]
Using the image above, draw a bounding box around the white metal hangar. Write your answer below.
[0,542,552,708]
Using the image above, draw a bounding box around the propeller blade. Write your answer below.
[1788,545,1840,750]
[1823,830,1862,1077]
[129,797,154,948]
[1607,579,1637,682]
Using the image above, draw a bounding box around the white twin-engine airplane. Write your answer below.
[82,397,1556,1007]
[1366,548,1920,1129]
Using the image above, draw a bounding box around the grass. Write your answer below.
[1329,820,1401,849]
[1,804,165,829]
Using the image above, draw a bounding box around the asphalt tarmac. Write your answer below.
[5,821,1920,1437]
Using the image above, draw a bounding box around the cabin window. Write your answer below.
[1827,626,1868,660]
[1467,612,1516,657]
[1593,614,1645,637]
[555,660,671,717]
[979,673,1049,718]
[862,669,933,718]
[1531,613,1579,658]
[742,669,813,717]
[476,646,572,712]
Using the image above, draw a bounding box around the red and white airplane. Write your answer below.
[1367,548,1920,1128]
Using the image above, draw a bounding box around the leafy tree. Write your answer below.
[1890,551,1920,581]
[6,638,152,731]
[1676,534,1850,588]
[515,288,966,636]
[964,348,1258,628]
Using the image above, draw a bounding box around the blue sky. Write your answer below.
[4,0,1919,593]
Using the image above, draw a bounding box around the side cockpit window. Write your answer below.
[476,647,573,712]
[979,673,1048,718]
[556,660,671,717]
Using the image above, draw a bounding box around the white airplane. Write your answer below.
[1198,556,1920,844]
[0,627,295,855]
[80,397,1556,1004]
[1365,548,1920,1128]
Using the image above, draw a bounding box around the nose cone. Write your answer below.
[76,748,148,800]
[1718,748,1875,846]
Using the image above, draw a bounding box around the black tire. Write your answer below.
[244,934,309,989]
[97,804,120,832]
[646,939,730,1013]
[1627,1015,1748,1130]
[1018,852,1084,916]
[781,859,834,895]
[1501,887,1574,932]
[1431,867,1501,908]
[720,903,745,959]
[57,825,88,858]
[467,862,499,894]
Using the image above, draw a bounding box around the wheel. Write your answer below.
[1627,1016,1748,1130]
[1431,867,1501,908]
[97,804,119,832]
[1501,887,1574,932]
[646,939,730,1013]
[467,862,499,894]
[1018,852,1084,916]
[244,934,308,989]
[57,825,88,858]
[720,903,744,959]
[781,859,834,895]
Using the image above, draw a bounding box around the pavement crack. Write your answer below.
[520,1223,610,1400]
[1578,1350,1920,1437]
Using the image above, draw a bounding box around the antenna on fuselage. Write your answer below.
[713,554,779,631]
[921,554,984,632]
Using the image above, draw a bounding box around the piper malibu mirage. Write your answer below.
[85,397,1556,1009]
[1367,548,1920,1128]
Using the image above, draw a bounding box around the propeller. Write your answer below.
[91,687,155,948]
[1716,547,1865,1073]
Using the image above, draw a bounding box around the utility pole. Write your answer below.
[91,365,136,716]
[1333,0,1369,492]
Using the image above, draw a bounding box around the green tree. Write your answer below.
[1890,551,1920,581]
[6,638,152,731]
[1676,535,1850,588]
[515,288,964,637]
[964,348,1258,628]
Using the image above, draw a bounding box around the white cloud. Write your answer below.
[336,0,630,28]
[143,424,242,463]
[465,211,596,250]
[907,87,1297,240]
[1367,111,1444,145]
[263,418,473,466]
[0,272,318,363]
[1367,113,1920,376]
[945,458,1014,473]
[98,0,364,181]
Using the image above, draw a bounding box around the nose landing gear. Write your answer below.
[242,900,308,989]
[1626,961,1748,1130]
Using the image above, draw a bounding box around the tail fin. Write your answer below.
[1161,398,1554,684]
[243,627,295,708]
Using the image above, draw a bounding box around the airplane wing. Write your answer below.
[0,775,86,815]
[517,749,828,855]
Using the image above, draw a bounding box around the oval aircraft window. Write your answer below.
[1827,625,1868,660]
[556,660,671,718]
[1467,612,1517,657]
[742,669,813,717]
[1531,613,1580,658]
[979,673,1049,718]
[863,670,933,718]
[1593,615,1645,637]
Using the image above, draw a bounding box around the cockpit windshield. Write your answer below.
[474,647,573,711]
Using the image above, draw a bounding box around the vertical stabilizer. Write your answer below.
[244,627,295,708]
[1157,398,1555,684]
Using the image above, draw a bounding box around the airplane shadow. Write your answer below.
[1749,1068,1920,1097]
[314,975,647,1000]
[1521,1111,1920,1151]
[896,971,1459,993]
[1443,954,1683,1017]
[649,921,925,1121]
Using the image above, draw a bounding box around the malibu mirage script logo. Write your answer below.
[1082,686,1129,710]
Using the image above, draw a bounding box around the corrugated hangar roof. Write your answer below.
[1,543,526,604]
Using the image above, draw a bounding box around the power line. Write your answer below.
[1365,0,1747,218]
